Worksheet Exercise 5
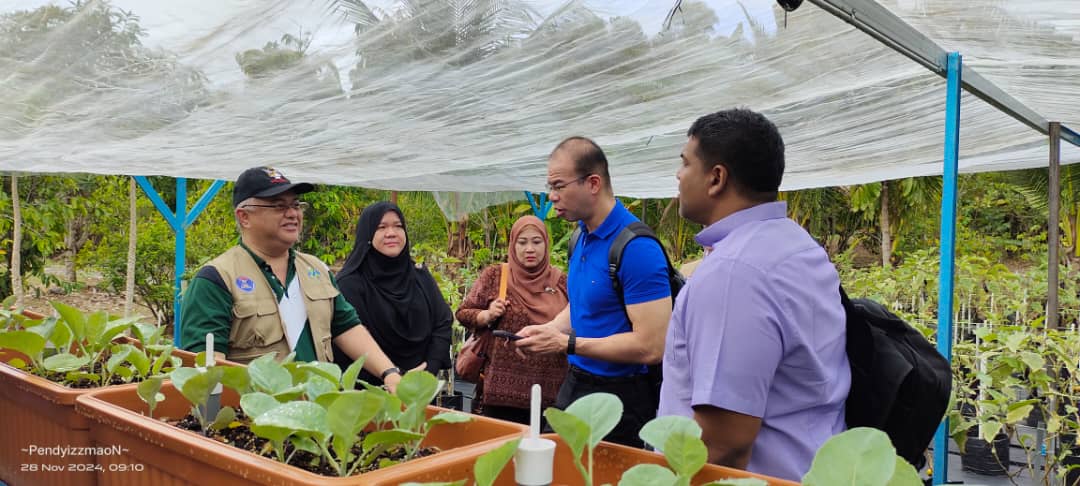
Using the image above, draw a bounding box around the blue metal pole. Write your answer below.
[184,180,226,229]
[933,51,962,486]
[174,178,187,344]
[524,191,553,220]
[133,176,180,232]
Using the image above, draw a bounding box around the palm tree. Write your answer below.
[849,177,941,267]
[1007,166,1080,261]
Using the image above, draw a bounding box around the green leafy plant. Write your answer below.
[544,392,623,486]
[0,301,177,387]
[802,427,922,485]
[401,437,521,486]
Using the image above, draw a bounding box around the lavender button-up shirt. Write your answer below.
[658,201,850,481]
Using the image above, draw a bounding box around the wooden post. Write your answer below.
[125,177,138,317]
[10,175,22,306]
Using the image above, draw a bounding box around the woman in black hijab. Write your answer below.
[334,201,452,384]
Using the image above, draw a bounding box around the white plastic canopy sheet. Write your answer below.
[1,0,1078,203]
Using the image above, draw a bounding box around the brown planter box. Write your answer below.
[74,382,529,485]
[0,342,198,486]
[385,433,802,486]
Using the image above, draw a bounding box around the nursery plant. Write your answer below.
[154,352,474,477]
[0,299,179,386]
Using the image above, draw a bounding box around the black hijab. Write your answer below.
[335,202,436,373]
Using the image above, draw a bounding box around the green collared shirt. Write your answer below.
[180,243,361,362]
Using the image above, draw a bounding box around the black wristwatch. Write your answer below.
[567,328,576,356]
[380,367,402,380]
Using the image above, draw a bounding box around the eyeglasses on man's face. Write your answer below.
[545,175,589,194]
[242,201,309,213]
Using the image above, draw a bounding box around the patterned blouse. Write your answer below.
[456,264,569,410]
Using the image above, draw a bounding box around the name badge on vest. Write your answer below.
[236,277,256,293]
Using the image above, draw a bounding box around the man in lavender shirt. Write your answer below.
[658,108,850,482]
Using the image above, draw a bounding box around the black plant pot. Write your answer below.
[962,432,1010,476]
[433,391,466,411]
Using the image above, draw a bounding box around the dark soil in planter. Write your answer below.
[39,357,135,388]
[166,411,440,477]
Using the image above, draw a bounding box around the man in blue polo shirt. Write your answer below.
[658,109,849,481]
[517,136,672,447]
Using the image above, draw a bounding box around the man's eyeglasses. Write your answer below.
[545,175,589,194]
[242,201,309,213]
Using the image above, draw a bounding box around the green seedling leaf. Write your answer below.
[52,302,86,340]
[1006,403,1035,424]
[253,401,330,443]
[43,353,92,373]
[249,353,293,394]
[137,376,165,417]
[545,408,590,460]
[565,392,623,448]
[362,429,424,452]
[328,390,385,460]
[150,347,174,376]
[65,371,99,383]
[240,392,282,420]
[1019,351,1045,371]
[396,370,439,408]
[113,366,134,380]
[195,351,208,367]
[701,479,767,486]
[84,311,108,346]
[427,412,472,427]
[981,421,1003,443]
[300,361,342,385]
[802,427,896,486]
[639,416,703,452]
[305,376,338,401]
[399,403,427,432]
[100,317,138,348]
[885,456,922,486]
[7,358,27,369]
[475,438,520,486]
[46,318,73,351]
[0,330,46,359]
[315,391,345,410]
[662,432,708,478]
[341,356,365,390]
[220,366,251,393]
[107,344,134,374]
[173,367,225,407]
[272,384,307,402]
[210,406,237,431]
[291,436,321,455]
[618,464,677,486]
[132,323,162,345]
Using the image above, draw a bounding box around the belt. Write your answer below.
[569,365,646,385]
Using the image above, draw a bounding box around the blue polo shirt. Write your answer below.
[568,200,671,377]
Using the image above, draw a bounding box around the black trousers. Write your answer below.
[551,366,657,448]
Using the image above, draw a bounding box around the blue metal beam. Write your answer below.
[132,177,226,345]
[134,176,180,232]
[184,180,226,229]
[524,191,553,220]
[933,51,962,486]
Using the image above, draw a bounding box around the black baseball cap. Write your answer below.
[233,166,315,207]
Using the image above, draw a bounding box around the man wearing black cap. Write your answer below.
[181,166,412,392]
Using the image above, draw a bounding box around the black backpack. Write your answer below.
[567,221,686,307]
[568,221,685,398]
[840,286,952,469]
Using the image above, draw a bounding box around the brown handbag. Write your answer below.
[455,263,508,383]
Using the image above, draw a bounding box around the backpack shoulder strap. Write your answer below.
[568,226,582,261]
[608,222,681,297]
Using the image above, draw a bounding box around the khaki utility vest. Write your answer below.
[208,246,338,363]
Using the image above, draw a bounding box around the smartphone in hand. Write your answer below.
[492,330,524,341]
